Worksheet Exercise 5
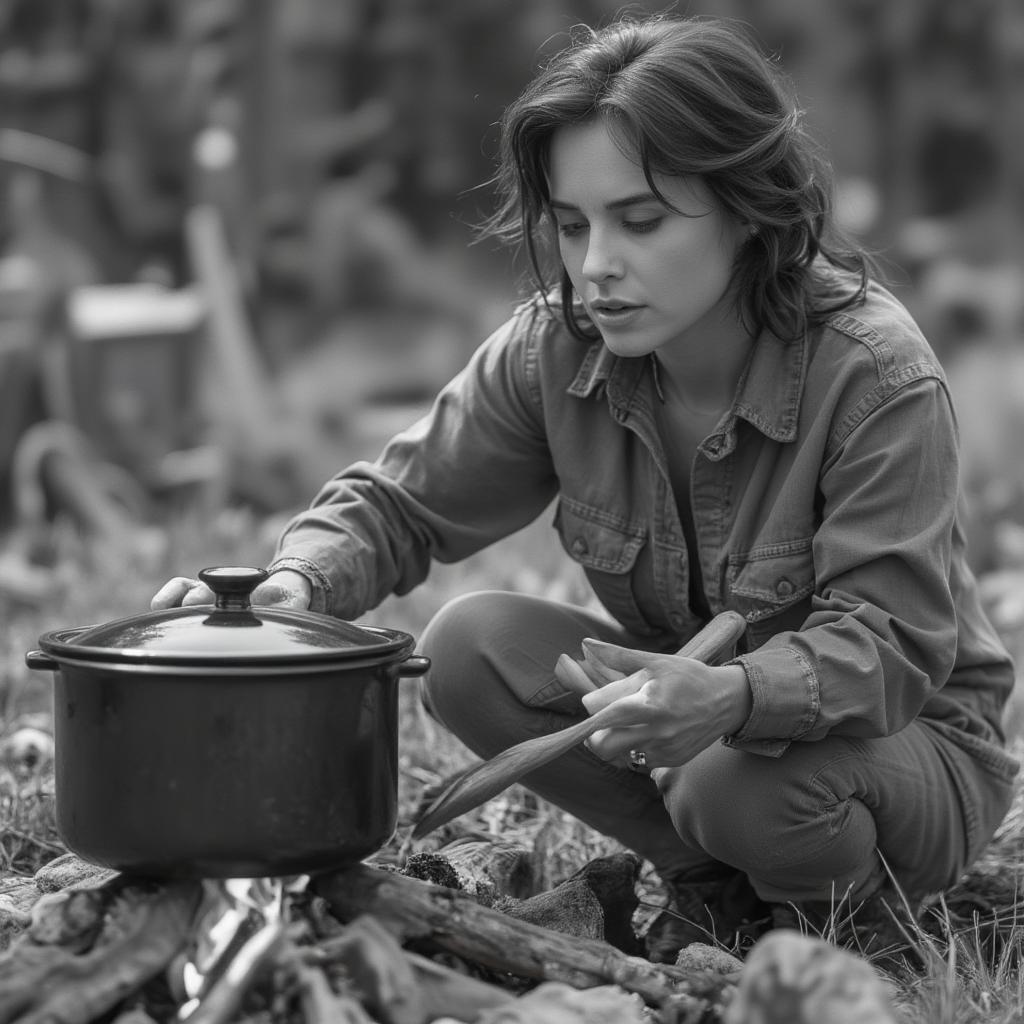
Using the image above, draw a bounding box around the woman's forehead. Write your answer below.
[548,119,712,212]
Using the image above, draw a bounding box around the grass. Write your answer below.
[2,503,1024,1022]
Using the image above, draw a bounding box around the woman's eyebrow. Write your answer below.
[548,192,661,213]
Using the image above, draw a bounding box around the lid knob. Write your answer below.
[198,567,269,612]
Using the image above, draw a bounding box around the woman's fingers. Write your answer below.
[251,578,311,609]
[151,570,312,612]
[585,723,649,763]
[581,668,649,714]
[150,577,213,609]
[252,569,313,609]
[554,653,599,696]
[581,637,669,677]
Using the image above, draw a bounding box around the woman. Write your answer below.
[155,16,1018,965]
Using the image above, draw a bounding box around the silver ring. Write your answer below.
[628,749,648,772]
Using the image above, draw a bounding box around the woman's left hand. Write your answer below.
[573,639,752,770]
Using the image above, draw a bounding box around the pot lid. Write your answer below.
[48,567,408,666]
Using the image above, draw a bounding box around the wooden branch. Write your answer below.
[0,880,201,1024]
[311,864,731,1016]
[294,961,377,1024]
[308,914,515,1024]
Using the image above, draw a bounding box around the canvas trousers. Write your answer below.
[419,591,1016,905]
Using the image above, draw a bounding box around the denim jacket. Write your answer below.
[271,281,1016,766]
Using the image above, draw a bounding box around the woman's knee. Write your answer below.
[656,744,877,885]
[419,590,505,718]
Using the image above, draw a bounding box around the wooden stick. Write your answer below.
[412,610,747,837]
[0,880,201,1024]
[311,864,731,1015]
[306,914,514,1024]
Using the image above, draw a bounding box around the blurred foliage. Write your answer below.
[0,0,1022,577]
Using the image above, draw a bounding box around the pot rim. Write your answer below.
[36,622,415,670]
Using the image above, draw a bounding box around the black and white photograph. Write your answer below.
[2,2,1024,1022]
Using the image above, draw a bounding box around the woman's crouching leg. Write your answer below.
[418,590,704,870]
[653,725,989,960]
[657,740,885,907]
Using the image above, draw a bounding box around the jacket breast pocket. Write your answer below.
[727,539,816,649]
[554,498,654,636]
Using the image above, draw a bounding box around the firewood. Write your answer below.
[294,961,376,1023]
[311,864,733,1018]
[404,850,642,954]
[0,879,201,1024]
[312,915,421,1024]
[403,948,517,1021]
[456,980,648,1023]
[308,914,515,1024]
[111,1008,160,1024]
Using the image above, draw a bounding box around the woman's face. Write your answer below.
[548,119,749,360]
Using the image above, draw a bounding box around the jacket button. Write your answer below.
[571,537,588,557]
[775,577,795,597]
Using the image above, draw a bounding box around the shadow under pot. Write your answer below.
[25,566,430,879]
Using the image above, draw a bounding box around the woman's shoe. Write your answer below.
[645,869,769,964]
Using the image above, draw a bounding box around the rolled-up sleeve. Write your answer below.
[270,305,558,619]
[727,371,961,753]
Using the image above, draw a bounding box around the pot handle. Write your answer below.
[396,655,430,679]
[26,651,59,672]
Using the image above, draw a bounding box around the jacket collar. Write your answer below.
[567,328,806,444]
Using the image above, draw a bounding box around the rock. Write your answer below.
[33,852,117,893]
[0,727,54,775]
[725,929,899,1024]
[675,942,744,977]
[0,877,38,951]
[495,878,605,942]
[28,888,108,952]
[494,854,642,953]
[437,836,537,899]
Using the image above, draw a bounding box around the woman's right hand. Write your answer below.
[150,569,313,610]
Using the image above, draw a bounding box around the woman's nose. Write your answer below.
[581,229,623,281]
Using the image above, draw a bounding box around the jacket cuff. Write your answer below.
[722,645,820,757]
[266,557,333,615]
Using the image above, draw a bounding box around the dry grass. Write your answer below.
[2,505,1024,1021]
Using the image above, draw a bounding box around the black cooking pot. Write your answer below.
[25,566,430,879]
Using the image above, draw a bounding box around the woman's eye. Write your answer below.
[624,217,662,234]
[556,221,587,239]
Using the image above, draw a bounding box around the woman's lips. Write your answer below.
[590,302,644,329]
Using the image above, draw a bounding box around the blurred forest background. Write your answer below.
[1,0,1024,618]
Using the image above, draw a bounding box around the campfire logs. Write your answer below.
[0,851,730,1024]
[0,848,902,1024]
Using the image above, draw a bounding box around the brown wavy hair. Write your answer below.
[482,15,872,342]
